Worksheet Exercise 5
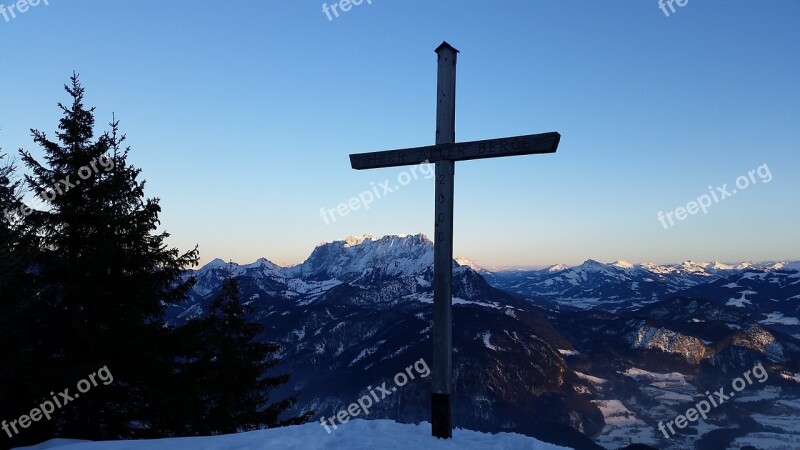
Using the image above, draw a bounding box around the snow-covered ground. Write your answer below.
[759,311,800,326]
[574,371,608,385]
[590,400,657,449]
[13,419,570,450]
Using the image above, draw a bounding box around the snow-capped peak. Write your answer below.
[578,259,613,271]
[343,234,376,248]
[456,258,483,271]
[676,260,713,274]
[240,257,284,276]
[300,234,434,282]
[708,261,735,270]
[765,261,800,271]
[582,259,605,266]
[611,260,635,269]
[205,258,231,269]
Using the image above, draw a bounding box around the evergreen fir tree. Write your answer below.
[0,152,54,448]
[0,151,25,286]
[7,75,309,444]
[18,74,199,440]
[173,264,312,435]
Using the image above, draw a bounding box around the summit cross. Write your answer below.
[348,41,561,439]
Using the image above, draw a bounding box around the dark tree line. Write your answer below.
[0,75,309,449]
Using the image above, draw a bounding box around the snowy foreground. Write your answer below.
[14,419,571,450]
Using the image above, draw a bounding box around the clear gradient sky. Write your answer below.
[1,0,798,268]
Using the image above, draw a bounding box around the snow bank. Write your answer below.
[14,419,570,450]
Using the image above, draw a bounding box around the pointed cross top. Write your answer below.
[435,41,459,55]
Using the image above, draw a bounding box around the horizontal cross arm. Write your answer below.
[349,132,560,170]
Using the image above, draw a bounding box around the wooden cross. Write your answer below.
[348,42,560,439]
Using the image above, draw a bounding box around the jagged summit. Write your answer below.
[301,234,433,281]
[343,234,375,248]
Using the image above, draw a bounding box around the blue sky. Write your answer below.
[1,0,798,268]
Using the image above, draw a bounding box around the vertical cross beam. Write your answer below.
[431,41,458,439]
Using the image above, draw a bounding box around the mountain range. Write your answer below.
[167,234,800,450]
